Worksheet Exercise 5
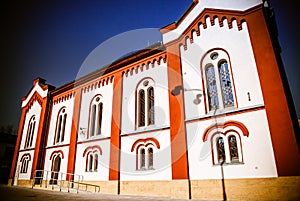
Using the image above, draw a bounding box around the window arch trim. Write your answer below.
[49,150,64,161]
[20,153,31,162]
[202,120,249,142]
[131,137,160,152]
[83,145,103,157]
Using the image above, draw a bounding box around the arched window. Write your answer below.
[86,152,99,172]
[219,61,234,107]
[25,116,36,148]
[140,148,146,169]
[55,108,67,144]
[206,65,219,110]
[148,87,155,125]
[94,154,98,171]
[89,96,103,138]
[216,137,225,164]
[148,147,153,169]
[228,135,239,162]
[211,133,243,165]
[20,154,31,173]
[83,145,102,172]
[203,50,235,111]
[137,79,155,128]
[138,90,145,127]
[131,138,160,170]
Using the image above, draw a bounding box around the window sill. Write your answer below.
[136,167,155,171]
[213,162,244,167]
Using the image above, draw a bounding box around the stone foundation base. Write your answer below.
[190,176,300,200]
[9,176,300,200]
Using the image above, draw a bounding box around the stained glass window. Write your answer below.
[219,61,234,107]
[217,137,226,164]
[206,65,219,110]
[228,135,239,161]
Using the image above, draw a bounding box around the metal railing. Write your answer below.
[32,170,100,193]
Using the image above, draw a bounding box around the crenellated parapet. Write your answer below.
[122,53,167,77]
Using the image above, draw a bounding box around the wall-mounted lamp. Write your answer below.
[171,85,203,105]
[79,127,87,135]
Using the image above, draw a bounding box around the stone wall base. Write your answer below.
[9,176,300,200]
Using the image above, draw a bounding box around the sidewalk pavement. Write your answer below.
[0,184,209,201]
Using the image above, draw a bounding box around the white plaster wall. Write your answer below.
[162,0,262,44]
[181,19,264,120]
[74,140,110,181]
[15,150,35,180]
[46,97,74,146]
[19,101,42,150]
[121,60,170,134]
[186,109,277,180]
[43,147,70,180]
[120,130,172,181]
[78,83,113,141]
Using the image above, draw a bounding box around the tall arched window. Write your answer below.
[219,61,234,107]
[148,87,155,125]
[25,116,36,148]
[203,50,235,111]
[55,108,67,144]
[137,79,155,128]
[89,96,103,138]
[206,65,219,110]
[138,90,145,127]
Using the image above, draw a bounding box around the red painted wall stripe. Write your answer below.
[66,89,82,180]
[246,7,300,176]
[109,73,122,181]
[166,43,189,180]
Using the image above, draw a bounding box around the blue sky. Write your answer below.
[0,0,299,129]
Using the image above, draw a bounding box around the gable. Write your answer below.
[160,0,262,44]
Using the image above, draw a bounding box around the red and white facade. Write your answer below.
[9,0,300,200]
